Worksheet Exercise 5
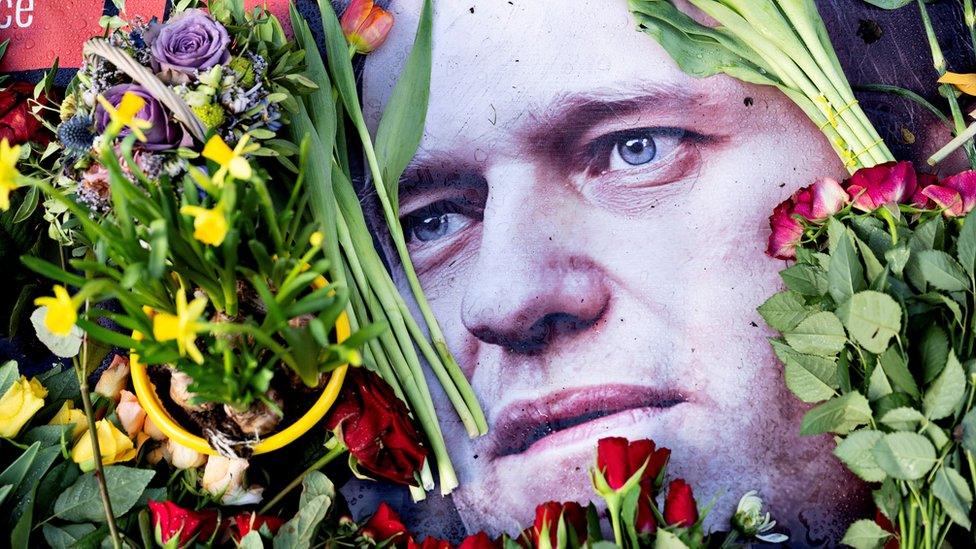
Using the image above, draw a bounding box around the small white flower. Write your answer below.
[732,491,788,544]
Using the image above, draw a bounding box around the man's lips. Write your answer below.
[487,384,686,458]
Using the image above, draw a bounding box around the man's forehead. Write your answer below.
[362,0,700,134]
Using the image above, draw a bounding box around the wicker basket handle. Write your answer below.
[83,38,208,143]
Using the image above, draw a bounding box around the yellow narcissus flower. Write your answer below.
[0,376,47,438]
[0,138,22,211]
[202,134,257,186]
[180,204,228,246]
[153,288,208,364]
[33,285,79,336]
[96,91,152,141]
[48,400,87,439]
[70,419,137,472]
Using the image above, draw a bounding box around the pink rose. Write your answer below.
[766,200,805,260]
[791,177,846,221]
[921,171,976,217]
[844,161,918,211]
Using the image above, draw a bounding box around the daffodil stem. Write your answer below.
[75,338,122,549]
[258,441,347,514]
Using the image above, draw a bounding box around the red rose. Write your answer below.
[765,178,847,260]
[0,81,51,146]
[528,501,587,548]
[232,512,285,540]
[596,437,670,490]
[844,161,920,211]
[663,479,699,528]
[325,367,427,486]
[148,500,218,548]
[458,532,501,549]
[361,502,411,544]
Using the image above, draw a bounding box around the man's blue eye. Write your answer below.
[403,201,479,244]
[414,213,453,241]
[616,136,656,166]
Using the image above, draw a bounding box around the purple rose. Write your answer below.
[95,84,186,151]
[149,9,230,74]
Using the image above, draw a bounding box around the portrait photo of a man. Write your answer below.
[349,0,970,545]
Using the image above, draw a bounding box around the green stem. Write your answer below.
[354,123,485,436]
[75,342,122,549]
[606,495,624,548]
[966,0,976,55]
[258,442,346,514]
[918,0,976,168]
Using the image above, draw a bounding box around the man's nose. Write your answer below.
[460,165,610,354]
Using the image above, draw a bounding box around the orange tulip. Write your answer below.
[340,0,394,54]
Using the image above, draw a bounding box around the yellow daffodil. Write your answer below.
[153,288,208,364]
[180,204,228,246]
[33,285,79,336]
[96,91,152,141]
[48,400,87,439]
[202,134,257,186]
[70,419,137,472]
[0,376,47,438]
[0,139,22,211]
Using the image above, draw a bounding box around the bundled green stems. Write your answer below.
[288,0,487,496]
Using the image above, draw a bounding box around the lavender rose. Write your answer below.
[95,84,186,151]
[149,9,230,74]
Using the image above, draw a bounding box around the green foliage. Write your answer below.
[760,203,976,547]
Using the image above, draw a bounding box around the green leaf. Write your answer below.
[873,479,900,521]
[919,326,949,383]
[35,461,80,519]
[828,229,865,304]
[855,236,885,283]
[916,250,970,291]
[841,519,891,549]
[0,484,11,507]
[781,349,838,403]
[923,352,965,420]
[0,442,40,493]
[871,432,937,480]
[880,407,926,431]
[373,0,432,213]
[834,429,885,482]
[54,466,155,522]
[867,364,892,401]
[758,291,810,332]
[0,360,19,396]
[877,346,919,398]
[836,291,901,354]
[239,531,265,549]
[42,523,97,548]
[961,408,976,454]
[652,530,691,549]
[780,264,828,296]
[784,311,847,356]
[272,473,333,548]
[800,391,872,435]
[958,208,976,275]
[932,467,972,528]
[11,444,60,525]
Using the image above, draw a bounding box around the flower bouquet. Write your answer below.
[631,0,976,546]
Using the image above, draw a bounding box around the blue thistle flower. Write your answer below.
[57,115,96,155]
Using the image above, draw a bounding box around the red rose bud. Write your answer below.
[845,161,918,211]
[458,532,502,549]
[0,81,52,146]
[148,500,218,548]
[663,479,699,528]
[361,502,411,544]
[325,368,427,486]
[341,0,394,54]
[596,437,670,491]
[921,170,976,217]
[530,501,587,549]
[765,177,847,260]
[635,490,657,534]
[233,512,285,540]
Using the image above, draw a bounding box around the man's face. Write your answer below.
[364,0,865,541]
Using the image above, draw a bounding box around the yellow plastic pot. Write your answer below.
[130,310,351,456]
